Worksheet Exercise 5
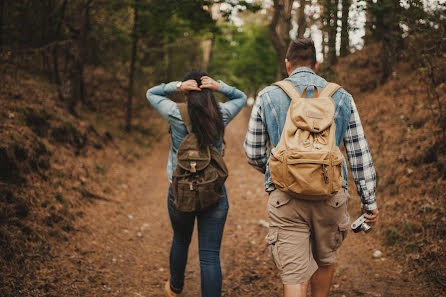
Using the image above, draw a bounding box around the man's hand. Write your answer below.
[200,76,220,91]
[362,208,379,223]
[180,80,201,94]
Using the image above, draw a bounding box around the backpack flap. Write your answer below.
[289,98,335,133]
[176,134,211,173]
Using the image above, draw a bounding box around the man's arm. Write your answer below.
[343,98,379,221]
[244,98,268,173]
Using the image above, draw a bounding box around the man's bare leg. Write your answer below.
[284,282,309,297]
[310,264,335,297]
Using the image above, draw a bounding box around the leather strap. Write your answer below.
[273,80,303,100]
[177,103,226,156]
[319,82,341,98]
[302,84,319,98]
[178,103,192,133]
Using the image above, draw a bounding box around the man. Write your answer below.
[244,38,379,297]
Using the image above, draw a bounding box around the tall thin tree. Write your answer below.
[79,0,93,105]
[326,0,339,65]
[0,0,4,49]
[52,0,68,86]
[269,0,295,79]
[364,0,374,44]
[297,0,306,38]
[126,0,139,132]
[340,0,351,56]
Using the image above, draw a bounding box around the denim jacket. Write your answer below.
[147,81,247,182]
[244,67,377,210]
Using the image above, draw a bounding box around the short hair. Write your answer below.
[286,39,317,68]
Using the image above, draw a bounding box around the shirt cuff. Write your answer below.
[217,80,232,94]
[361,194,377,210]
[165,81,180,94]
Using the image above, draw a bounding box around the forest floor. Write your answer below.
[32,109,431,297]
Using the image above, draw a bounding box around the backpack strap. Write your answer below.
[319,82,341,98]
[178,103,226,156]
[302,84,319,98]
[178,103,192,133]
[273,80,303,100]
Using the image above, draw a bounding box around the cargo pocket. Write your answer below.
[332,220,350,251]
[265,229,282,270]
[325,188,349,208]
[268,190,291,208]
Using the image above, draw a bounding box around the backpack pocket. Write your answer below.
[173,172,224,212]
[196,173,224,210]
[270,150,342,197]
[287,156,331,196]
[172,174,199,212]
[269,148,287,189]
[330,156,344,194]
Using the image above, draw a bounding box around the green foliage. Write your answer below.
[402,1,446,136]
[92,0,217,86]
[210,24,277,97]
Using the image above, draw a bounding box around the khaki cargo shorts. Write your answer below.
[266,188,350,285]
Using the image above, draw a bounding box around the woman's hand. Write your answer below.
[180,80,201,94]
[200,76,220,91]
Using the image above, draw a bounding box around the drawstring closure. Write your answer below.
[302,130,328,150]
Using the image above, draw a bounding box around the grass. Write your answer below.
[94,163,105,174]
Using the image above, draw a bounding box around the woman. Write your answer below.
[146,69,247,297]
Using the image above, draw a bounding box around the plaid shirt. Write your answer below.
[244,92,377,210]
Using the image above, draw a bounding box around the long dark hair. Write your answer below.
[183,69,224,149]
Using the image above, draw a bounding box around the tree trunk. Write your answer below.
[297,0,306,38]
[79,0,92,105]
[326,0,339,66]
[202,39,212,72]
[321,30,327,60]
[364,0,374,44]
[318,0,327,61]
[59,39,82,115]
[59,0,91,115]
[52,0,68,86]
[202,3,220,72]
[268,0,295,80]
[126,0,139,132]
[380,0,403,83]
[340,0,350,56]
[0,0,4,48]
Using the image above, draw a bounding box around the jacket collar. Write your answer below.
[290,67,315,77]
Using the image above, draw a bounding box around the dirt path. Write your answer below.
[39,109,426,297]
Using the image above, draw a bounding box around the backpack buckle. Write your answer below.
[190,161,197,173]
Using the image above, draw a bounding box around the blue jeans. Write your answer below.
[167,185,229,297]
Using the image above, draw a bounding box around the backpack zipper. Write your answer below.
[322,164,329,184]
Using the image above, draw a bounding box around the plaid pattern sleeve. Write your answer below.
[244,99,268,173]
[344,98,378,210]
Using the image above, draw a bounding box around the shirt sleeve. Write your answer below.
[244,97,268,173]
[146,81,180,122]
[217,81,247,125]
[343,98,378,210]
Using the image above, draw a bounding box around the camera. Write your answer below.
[351,212,372,233]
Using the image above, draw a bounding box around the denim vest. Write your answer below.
[259,67,352,191]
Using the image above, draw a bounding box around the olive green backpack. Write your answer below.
[171,103,228,212]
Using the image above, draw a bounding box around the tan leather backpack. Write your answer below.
[268,81,344,199]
